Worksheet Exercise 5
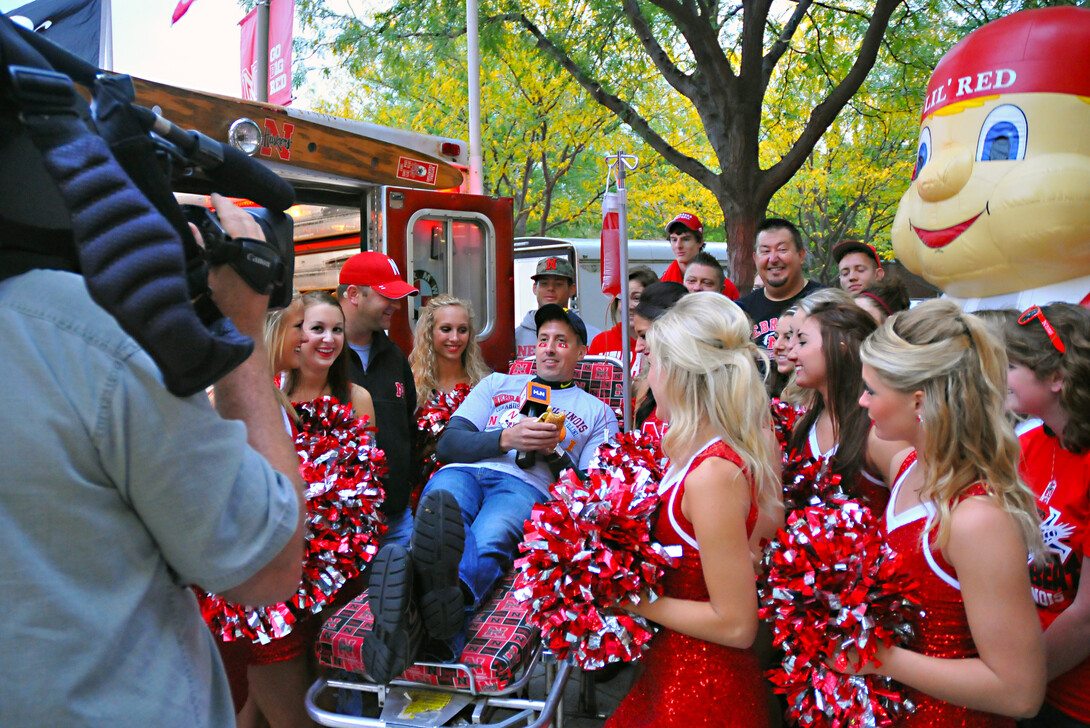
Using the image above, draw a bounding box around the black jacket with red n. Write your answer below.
[346,329,417,516]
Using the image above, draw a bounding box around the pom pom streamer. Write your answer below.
[760,501,920,727]
[200,397,387,644]
[414,383,471,487]
[770,398,800,455]
[513,431,675,669]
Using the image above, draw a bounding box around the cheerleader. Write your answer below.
[407,295,491,502]
[786,300,906,511]
[409,295,491,406]
[1004,303,1090,728]
[630,281,688,441]
[848,299,1046,725]
[588,265,659,377]
[606,292,782,728]
[282,290,375,421]
[235,297,316,728]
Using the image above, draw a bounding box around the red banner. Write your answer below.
[600,191,621,298]
[239,8,258,101]
[238,0,293,106]
[268,0,293,106]
[171,0,196,25]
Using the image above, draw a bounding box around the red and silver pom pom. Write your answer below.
[770,398,801,453]
[414,384,472,489]
[781,452,855,513]
[760,501,920,727]
[416,383,472,438]
[201,397,387,643]
[514,431,674,669]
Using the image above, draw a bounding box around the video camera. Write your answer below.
[182,204,293,306]
[117,100,296,308]
[0,15,296,396]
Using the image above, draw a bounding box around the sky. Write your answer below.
[108,0,245,97]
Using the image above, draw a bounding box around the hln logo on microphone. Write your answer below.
[529,383,550,404]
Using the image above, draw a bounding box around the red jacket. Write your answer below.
[661,260,739,299]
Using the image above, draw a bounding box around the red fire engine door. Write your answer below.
[383,188,515,373]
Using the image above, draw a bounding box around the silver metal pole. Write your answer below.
[616,151,632,432]
[99,0,114,70]
[255,1,270,103]
[466,0,484,195]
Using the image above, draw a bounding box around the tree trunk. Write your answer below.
[726,217,759,295]
[719,192,765,295]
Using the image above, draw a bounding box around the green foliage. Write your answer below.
[291,0,1081,279]
[293,0,641,236]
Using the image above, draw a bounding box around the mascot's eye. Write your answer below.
[912,127,932,180]
[976,105,1027,162]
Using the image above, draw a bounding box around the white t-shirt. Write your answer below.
[442,373,619,495]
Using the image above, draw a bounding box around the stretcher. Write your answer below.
[305,575,572,727]
[305,357,627,726]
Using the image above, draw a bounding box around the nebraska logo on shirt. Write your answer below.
[395,382,404,398]
[642,419,667,440]
[753,317,778,349]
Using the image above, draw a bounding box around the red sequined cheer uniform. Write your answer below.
[884,452,1013,727]
[605,440,769,728]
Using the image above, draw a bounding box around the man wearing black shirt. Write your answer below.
[338,251,419,547]
[735,218,824,349]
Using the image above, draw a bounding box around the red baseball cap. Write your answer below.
[833,240,882,268]
[666,212,703,236]
[921,7,1090,120]
[338,251,419,299]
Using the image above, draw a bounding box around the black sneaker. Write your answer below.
[361,543,422,683]
[410,489,466,641]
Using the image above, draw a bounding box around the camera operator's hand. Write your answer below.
[201,193,269,339]
[206,191,306,606]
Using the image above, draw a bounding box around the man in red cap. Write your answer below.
[338,251,419,546]
[660,212,739,298]
[833,240,885,294]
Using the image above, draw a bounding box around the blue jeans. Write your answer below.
[421,466,549,608]
[383,506,413,549]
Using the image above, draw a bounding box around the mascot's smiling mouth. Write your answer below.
[911,211,984,249]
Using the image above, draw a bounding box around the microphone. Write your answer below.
[131,106,296,212]
[515,382,551,469]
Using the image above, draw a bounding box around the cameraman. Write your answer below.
[0,194,305,728]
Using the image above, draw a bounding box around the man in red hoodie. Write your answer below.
[660,212,739,299]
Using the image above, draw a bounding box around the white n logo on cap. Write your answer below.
[387,258,401,276]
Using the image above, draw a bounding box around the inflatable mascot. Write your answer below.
[891,6,1090,311]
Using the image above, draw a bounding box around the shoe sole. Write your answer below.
[361,544,419,683]
[411,489,466,641]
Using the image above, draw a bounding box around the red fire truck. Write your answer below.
[135,76,516,371]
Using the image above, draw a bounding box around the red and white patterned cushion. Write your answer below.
[316,575,536,692]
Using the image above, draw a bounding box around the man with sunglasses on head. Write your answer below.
[735,217,824,349]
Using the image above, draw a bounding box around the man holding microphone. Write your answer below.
[361,304,619,681]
